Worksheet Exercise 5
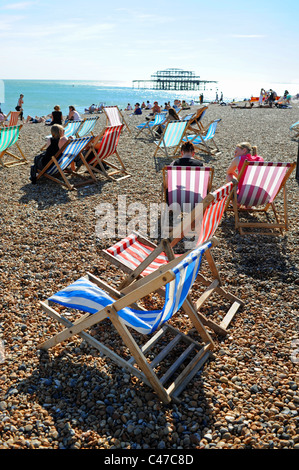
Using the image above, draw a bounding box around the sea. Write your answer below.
[1,79,299,118]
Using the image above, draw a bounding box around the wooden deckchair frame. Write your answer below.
[38,243,216,404]
[102,184,243,336]
[226,161,296,236]
[103,105,131,134]
[0,124,27,167]
[84,126,131,181]
[36,138,97,190]
[0,111,20,127]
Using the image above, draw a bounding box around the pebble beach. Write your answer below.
[0,102,298,451]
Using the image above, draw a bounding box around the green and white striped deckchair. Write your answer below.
[76,116,99,138]
[0,125,27,167]
[38,240,215,404]
[37,136,96,190]
[153,120,188,170]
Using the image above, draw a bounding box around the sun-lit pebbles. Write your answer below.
[0,102,298,449]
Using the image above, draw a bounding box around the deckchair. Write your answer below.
[183,119,221,156]
[84,125,131,181]
[36,136,97,190]
[0,111,20,127]
[41,120,83,150]
[102,182,243,336]
[38,240,215,404]
[76,116,99,138]
[228,161,296,235]
[103,106,131,133]
[135,113,168,138]
[162,165,214,211]
[184,106,209,134]
[290,120,299,139]
[0,125,27,167]
[153,120,188,171]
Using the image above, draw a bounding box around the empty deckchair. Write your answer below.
[103,106,131,133]
[228,161,296,235]
[153,120,188,171]
[183,119,221,156]
[76,116,99,138]
[84,125,130,181]
[102,182,243,336]
[38,240,215,404]
[135,113,168,138]
[0,125,27,167]
[162,165,214,211]
[0,111,20,127]
[36,136,97,190]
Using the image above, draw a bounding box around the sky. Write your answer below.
[1,0,299,93]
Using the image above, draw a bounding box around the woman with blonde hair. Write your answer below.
[226,142,264,185]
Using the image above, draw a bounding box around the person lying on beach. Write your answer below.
[226,142,264,186]
[66,105,81,122]
[30,124,69,184]
[26,115,46,123]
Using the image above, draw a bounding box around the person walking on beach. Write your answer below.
[226,142,264,188]
[16,94,24,121]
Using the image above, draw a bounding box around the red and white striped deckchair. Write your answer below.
[1,111,20,127]
[230,161,296,235]
[85,125,131,181]
[162,165,214,210]
[102,182,243,335]
[103,106,131,133]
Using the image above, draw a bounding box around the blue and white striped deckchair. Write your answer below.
[153,120,188,170]
[135,113,167,138]
[183,119,221,156]
[38,241,215,403]
[0,124,27,167]
[37,136,96,189]
[63,120,82,138]
[76,117,99,138]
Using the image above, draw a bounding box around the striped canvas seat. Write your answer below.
[153,121,188,170]
[136,113,167,137]
[103,106,131,133]
[38,241,215,403]
[231,161,296,235]
[164,165,213,210]
[63,120,82,139]
[1,111,20,127]
[76,116,98,138]
[0,124,27,167]
[184,119,221,156]
[85,125,130,181]
[37,136,96,189]
[103,182,243,336]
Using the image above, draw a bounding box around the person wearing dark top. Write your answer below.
[171,142,203,167]
[46,105,63,126]
[30,124,68,184]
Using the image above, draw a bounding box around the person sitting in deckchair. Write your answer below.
[226,142,264,188]
[30,124,69,184]
[171,142,204,167]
